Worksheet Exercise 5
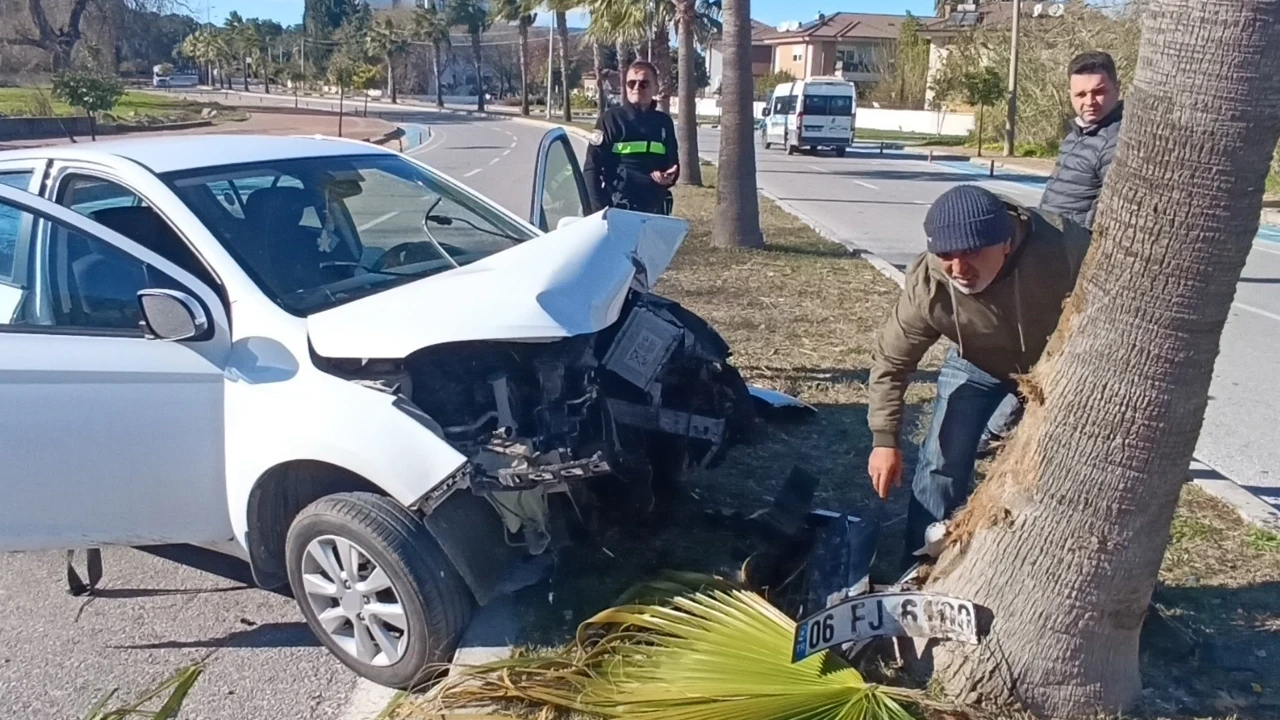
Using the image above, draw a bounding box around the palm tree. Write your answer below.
[587,0,647,112]
[492,0,537,116]
[366,17,408,103]
[546,0,579,122]
[674,0,702,186]
[224,12,259,92]
[413,4,452,108]
[926,0,1280,714]
[712,0,762,248]
[448,0,493,112]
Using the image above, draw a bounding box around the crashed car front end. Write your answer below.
[309,209,754,556]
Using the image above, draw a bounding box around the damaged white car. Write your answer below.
[0,131,762,687]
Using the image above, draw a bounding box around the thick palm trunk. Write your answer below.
[926,0,1280,716]
[653,23,672,113]
[472,32,485,112]
[711,0,762,249]
[434,44,445,108]
[676,2,702,186]
[556,10,572,122]
[519,24,531,116]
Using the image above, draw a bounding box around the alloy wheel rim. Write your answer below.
[300,535,409,667]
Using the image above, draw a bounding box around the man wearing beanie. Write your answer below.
[866,184,1091,563]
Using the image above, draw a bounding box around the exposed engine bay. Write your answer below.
[320,291,756,553]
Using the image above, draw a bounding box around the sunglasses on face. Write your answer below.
[626,79,651,90]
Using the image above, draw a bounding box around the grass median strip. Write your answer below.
[393,165,1280,719]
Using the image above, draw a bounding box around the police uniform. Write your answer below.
[583,101,680,215]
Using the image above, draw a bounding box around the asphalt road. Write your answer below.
[697,127,1280,513]
[0,100,580,720]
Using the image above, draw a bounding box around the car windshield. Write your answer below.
[161,154,537,315]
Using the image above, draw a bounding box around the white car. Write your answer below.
[0,130,758,688]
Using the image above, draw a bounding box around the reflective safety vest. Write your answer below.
[612,140,668,156]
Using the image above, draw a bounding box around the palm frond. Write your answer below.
[425,580,928,720]
[82,662,203,720]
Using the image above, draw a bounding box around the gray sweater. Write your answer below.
[1039,103,1123,230]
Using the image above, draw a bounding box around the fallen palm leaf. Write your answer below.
[422,575,929,720]
[81,661,203,720]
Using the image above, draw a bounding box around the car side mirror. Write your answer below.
[137,289,208,342]
[761,108,771,117]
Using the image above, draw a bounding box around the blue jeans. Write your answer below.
[904,350,1023,563]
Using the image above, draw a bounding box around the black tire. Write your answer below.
[835,147,847,158]
[786,143,797,156]
[286,492,474,690]
[761,131,772,150]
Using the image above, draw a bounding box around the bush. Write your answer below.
[570,90,596,110]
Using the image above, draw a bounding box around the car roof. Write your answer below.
[0,134,394,175]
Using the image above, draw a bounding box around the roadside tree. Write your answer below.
[51,54,126,141]
[926,0,1280,715]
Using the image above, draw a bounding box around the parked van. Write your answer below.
[759,77,857,157]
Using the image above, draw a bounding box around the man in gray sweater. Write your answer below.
[1039,51,1123,230]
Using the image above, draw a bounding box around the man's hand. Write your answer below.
[868,447,903,500]
[651,166,678,187]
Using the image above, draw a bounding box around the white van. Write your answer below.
[759,77,857,157]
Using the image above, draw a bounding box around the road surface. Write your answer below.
[0,101,580,720]
[698,127,1280,513]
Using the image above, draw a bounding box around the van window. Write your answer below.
[802,95,854,115]
[773,96,796,115]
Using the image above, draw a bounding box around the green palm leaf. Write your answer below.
[429,577,927,720]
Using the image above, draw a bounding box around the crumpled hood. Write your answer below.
[307,209,688,359]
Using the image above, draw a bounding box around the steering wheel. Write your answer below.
[371,242,437,272]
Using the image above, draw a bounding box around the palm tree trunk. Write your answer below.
[975,105,983,157]
[556,10,572,123]
[653,23,672,113]
[594,40,607,115]
[263,49,272,94]
[242,56,250,91]
[711,0,762,249]
[616,38,629,68]
[519,23,531,116]
[926,0,1280,716]
[473,31,485,112]
[434,44,445,108]
[387,54,397,103]
[338,81,345,136]
[676,1,702,186]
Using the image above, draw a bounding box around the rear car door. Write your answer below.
[530,127,591,232]
[0,183,233,551]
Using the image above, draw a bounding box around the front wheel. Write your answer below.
[286,492,474,689]
[760,130,773,150]
[835,147,847,158]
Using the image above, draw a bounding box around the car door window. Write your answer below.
[40,219,187,335]
[532,130,590,232]
[0,172,34,282]
[56,173,216,288]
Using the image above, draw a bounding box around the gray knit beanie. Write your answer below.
[924,185,1014,255]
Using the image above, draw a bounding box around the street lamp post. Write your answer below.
[1004,0,1021,156]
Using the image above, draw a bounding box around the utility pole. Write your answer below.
[1003,0,1021,157]
[300,38,306,77]
[546,22,554,120]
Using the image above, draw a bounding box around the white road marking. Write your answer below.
[1234,302,1280,323]
[805,163,878,189]
[502,149,512,156]
[465,169,482,177]
[357,211,399,231]
[408,127,446,155]
[1252,243,1280,257]
[490,157,501,165]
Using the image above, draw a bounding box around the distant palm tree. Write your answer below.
[448,0,493,112]
[492,0,537,115]
[366,17,408,103]
[546,0,579,122]
[224,12,258,92]
[413,4,453,108]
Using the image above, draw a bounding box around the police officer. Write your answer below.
[583,60,680,215]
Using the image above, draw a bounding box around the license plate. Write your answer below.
[791,591,980,663]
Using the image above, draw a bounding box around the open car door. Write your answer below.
[529,127,591,232]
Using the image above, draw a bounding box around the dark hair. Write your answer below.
[626,60,660,81]
[1068,51,1118,84]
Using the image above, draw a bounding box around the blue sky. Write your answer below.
[201,1,938,28]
